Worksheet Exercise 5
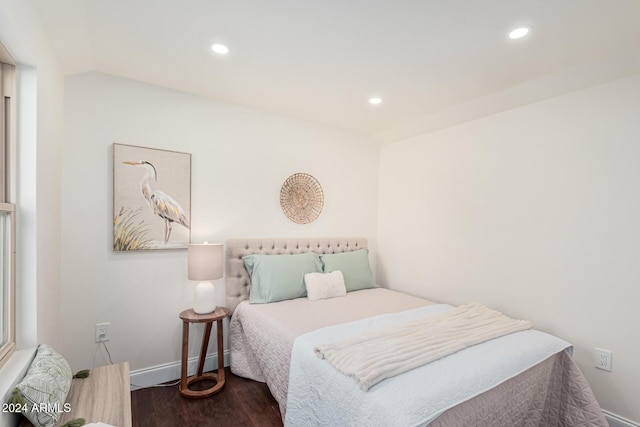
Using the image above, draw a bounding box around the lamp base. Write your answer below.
[193,281,216,314]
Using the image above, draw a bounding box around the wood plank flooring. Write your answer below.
[131,368,282,427]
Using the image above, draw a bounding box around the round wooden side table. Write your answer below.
[179,306,230,398]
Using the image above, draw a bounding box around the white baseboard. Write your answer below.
[129,351,230,390]
[604,410,640,427]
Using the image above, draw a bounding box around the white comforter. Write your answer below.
[285,304,571,427]
[230,288,432,416]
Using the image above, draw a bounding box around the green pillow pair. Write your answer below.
[244,249,377,304]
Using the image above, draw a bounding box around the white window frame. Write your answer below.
[0,43,17,367]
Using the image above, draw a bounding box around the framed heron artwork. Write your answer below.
[113,143,191,251]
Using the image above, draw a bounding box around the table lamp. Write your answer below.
[188,243,223,314]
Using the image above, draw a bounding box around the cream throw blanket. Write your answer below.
[314,302,532,391]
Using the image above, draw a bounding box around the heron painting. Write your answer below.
[113,143,191,250]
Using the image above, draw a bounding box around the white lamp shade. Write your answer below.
[188,243,223,281]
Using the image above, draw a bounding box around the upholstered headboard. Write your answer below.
[225,237,368,313]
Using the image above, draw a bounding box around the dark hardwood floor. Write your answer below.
[131,368,283,427]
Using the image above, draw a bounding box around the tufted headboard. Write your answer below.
[225,237,368,313]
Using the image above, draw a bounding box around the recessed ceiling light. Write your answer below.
[369,97,382,105]
[211,43,230,55]
[509,26,531,39]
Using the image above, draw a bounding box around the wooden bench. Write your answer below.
[19,362,132,427]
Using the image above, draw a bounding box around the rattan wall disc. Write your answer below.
[280,173,324,224]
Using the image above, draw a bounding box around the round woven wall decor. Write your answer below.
[280,173,324,224]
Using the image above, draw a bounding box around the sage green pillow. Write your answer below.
[244,252,323,303]
[320,249,378,292]
[11,344,72,427]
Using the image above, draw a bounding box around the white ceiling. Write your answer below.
[33,0,640,143]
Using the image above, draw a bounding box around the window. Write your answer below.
[0,53,16,366]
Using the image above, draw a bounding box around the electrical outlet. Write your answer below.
[594,348,612,371]
[95,323,110,343]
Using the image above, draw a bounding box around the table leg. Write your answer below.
[197,322,213,377]
[217,319,225,384]
[180,320,189,393]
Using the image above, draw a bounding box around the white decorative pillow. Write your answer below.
[304,271,347,301]
[12,344,72,427]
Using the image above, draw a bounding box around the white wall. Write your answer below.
[378,72,640,422]
[61,72,379,374]
[0,1,65,425]
[0,0,65,351]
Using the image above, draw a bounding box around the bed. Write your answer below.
[227,237,606,426]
